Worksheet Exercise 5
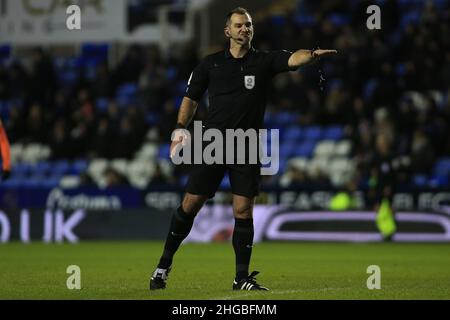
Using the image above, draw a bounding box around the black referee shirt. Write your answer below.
[185,47,295,131]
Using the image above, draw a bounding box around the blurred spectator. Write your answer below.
[103,167,129,187]
[410,129,435,174]
[0,0,449,195]
[28,47,57,106]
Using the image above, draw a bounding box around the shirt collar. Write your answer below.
[224,46,255,59]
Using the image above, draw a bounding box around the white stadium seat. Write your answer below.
[314,140,335,158]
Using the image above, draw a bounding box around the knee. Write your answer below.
[181,194,208,215]
[233,203,254,220]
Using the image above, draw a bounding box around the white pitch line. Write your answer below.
[210,287,349,300]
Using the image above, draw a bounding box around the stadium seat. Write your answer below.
[314,140,335,158]
[429,175,449,188]
[322,126,344,141]
[145,112,160,126]
[413,174,428,187]
[283,126,303,142]
[88,158,109,180]
[158,144,171,159]
[22,144,44,164]
[274,112,297,126]
[111,158,129,175]
[60,70,78,86]
[70,159,89,175]
[41,176,61,188]
[81,43,109,61]
[292,141,316,158]
[327,14,350,27]
[95,98,109,113]
[53,160,70,175]
[145,128,160,141]
[330,172,347,187]
[288,157,309,170]
[158,159,174,178]
[330,158,354,175]
[39,145,51,160]
[10,144,24,164]
[433,158,450,176]
[334,140,351,157]
[136,142,159,160]
[271,15,286,27]
[116,95,135,108]
[2,177,23,188]
[60,175,81,189]
[294,14,316,27]
[280,141,297,158]
[303,126,322,141]
[117,83,138,97]
[309,156,331,175]
[33,161,52,176]
[11,162,32,176]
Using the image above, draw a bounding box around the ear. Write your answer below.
[224,27,231,38]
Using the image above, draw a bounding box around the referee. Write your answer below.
[150,7,337,291]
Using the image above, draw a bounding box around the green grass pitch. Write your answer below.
[1,242,449,300]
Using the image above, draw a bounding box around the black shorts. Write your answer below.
[185,163,261,199]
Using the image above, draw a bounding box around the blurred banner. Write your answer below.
[1,205,450,243]
[0,0,192,44]
[1,186,450,211]
[0,0,126,44]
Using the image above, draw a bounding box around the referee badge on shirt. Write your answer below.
[244,75,255,89]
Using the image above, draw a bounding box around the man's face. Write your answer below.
[226,13,254,45]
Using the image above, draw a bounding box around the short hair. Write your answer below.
[225,7,251,26]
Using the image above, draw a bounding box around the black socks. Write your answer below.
[232,218,254,281]
[158,206,195,269]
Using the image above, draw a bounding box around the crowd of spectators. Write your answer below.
[0,0,449,190]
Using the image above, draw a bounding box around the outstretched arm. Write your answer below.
[288,49,337,69]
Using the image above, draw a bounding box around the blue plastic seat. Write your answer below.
[158,144,171,159]
[70,160,89,175]
[328,14,350,27]
[41,176,61,188]
[33,161,52,176]
[146,112,160,126]
[429,175,449,188]
[53,160,70,175]
[117,83,138,97]
[284,126,303,142]
[274,112,296,126]
[323,126,344,141]
[294,14,316,27]
[81,43,109,60]
[292,141,315,158]
[2,177,23,188]
[303,126,322,141]
[280,141,297,158]
[96,98,109,113]
[433,158,450,176]
[12,163,32,175]
[413,174,428,187]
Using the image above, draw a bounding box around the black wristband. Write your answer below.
[175,123,186,129]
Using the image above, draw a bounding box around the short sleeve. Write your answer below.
[185,58,209,102]
[268,50,295,75]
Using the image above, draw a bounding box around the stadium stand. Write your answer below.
[0,0,449,195]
